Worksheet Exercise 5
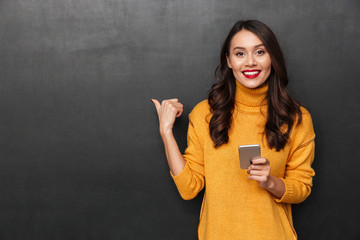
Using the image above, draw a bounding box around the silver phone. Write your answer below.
[238,144,261,169]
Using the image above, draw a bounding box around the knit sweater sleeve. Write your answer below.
[275,108,316,204]
[170,101,207,200]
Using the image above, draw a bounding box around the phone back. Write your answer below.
[238,144,261,169]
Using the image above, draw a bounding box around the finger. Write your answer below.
[162,101,182,112]
[249,170,266,176]
[247,164,257,173]
[163,101,183,116]
[167,98,179,103]
[151,99,161,113]
[161,99,181,107]
[251,158,268,165]
[160,99,179,109]
[175,103,183,117]
[247,165,252,174]
[248,164,269,170]
[248,175,267,182]
[176,110,183,117]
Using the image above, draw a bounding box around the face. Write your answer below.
[226,29,272,89]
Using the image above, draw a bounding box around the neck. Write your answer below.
[234,80,268,111]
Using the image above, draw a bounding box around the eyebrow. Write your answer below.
[233,44,265,51]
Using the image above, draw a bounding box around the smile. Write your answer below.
[242,70,261,79]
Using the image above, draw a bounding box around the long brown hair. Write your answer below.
[208,20,302,151]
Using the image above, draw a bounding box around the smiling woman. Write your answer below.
[226,30,272,89]
[152,20,315,240]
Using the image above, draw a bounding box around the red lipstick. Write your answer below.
[242,69,261,79]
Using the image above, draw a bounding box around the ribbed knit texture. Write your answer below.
[171,80,315,240]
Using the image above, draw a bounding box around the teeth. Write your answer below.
[243,71,260,75]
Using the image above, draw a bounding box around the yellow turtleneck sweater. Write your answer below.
[170,81,315,240]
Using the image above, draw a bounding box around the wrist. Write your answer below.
[264,175,276,190]
[160,128,173,139]
[263,175,285,199]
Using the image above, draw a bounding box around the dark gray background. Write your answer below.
[0,0,359,239]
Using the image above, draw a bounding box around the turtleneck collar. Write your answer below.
[234,80,268,112]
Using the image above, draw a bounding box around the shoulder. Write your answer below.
[298,106,314,129]
[299,106,311,116]
[189,100,211,117]
[188,100,212,125]
[291,106,315,145]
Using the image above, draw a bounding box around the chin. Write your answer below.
[238,79,266,89]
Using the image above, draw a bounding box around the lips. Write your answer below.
[242,69,261,79]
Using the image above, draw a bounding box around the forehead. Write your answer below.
[230,29,264,49]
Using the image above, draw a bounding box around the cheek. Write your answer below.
[259,59,272,80]
[229,56,244,68]
[265,63,272,72]
[263,69,271,80]
[260,59,272,73]
[264,57,272,71]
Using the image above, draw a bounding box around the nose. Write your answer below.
[245,54,257,66]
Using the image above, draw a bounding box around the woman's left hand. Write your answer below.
[247,157,271,188]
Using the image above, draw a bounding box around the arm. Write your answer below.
[152,99,205,200]
[160,130,186,176]
[275,139,315,203]
[248,109,315,203]
[152,99,185,176]
[248,141,315,202]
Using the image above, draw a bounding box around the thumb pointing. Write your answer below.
[151,99,161,112]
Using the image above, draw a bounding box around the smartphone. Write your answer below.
[238,144,261,169]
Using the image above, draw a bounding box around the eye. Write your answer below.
[256,49,265,55]
[236,52,245,57]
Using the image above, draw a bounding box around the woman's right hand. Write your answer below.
[151,98,183,137]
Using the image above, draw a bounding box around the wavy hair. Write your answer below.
[208,20,302,151]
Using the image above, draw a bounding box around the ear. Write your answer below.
[226,54,232,69]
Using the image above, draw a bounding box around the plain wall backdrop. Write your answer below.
[0,0,359,239]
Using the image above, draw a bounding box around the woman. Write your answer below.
[152,20,315,240]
